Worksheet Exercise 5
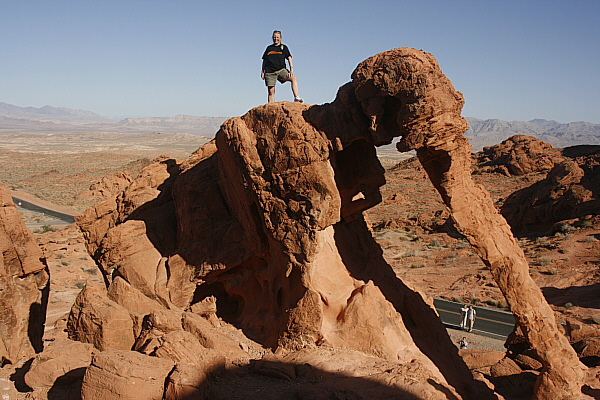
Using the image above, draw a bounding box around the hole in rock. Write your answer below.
[191,281,242,321]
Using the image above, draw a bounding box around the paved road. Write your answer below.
[13,196,76,224]
[434,298,515,339]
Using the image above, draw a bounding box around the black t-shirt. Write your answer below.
[262,44,291,73]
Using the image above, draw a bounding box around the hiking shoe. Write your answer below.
[294,97,304,103]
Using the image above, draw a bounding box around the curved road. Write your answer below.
[434,298,515,339]
[13,196,76,223]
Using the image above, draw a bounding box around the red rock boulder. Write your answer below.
[475,135,564,176]
[0,182,49,364]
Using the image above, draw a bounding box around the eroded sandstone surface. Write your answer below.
[502,146,599,234]
[475,135,564,176]
[0,182,49,365]
[2,47,593,399]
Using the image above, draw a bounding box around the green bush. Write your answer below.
[429,239,442,248]
[537,257,551,266]
[402,249,417,258]
[82,267,98,275]
[33,224,57,234]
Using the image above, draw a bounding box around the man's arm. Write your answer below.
[287,56,294,75]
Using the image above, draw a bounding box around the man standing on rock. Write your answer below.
[261,30,303,104]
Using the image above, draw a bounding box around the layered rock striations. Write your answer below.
[71,48,588,399]
[0,182,49,364]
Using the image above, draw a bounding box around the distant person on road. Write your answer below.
[460,304,469,330]
[466,305,477,332]
[459,337,468,350]
[261,30,303,104]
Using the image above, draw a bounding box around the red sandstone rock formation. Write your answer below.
[77,170,133,202]
[69,48,589,399]
[342,48,587,399]
[475,135,564,176]
[25,338,95,390]
[0,182,49,364]
[502,149,599,233]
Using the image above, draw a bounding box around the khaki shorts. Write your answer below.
[264,68,289,87]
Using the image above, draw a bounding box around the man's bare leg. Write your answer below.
[268,86,275,103]
[289,75,299,98]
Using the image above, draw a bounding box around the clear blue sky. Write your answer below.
[1,0,599,123]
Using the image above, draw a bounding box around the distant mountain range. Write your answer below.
[0,102,598,149]
[114,115,227,135]
[0,102,227,136]
[465,117,600,150]
[0,102,108,121]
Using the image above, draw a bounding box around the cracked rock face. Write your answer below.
[72,47,587,399]
[0,182,49,364]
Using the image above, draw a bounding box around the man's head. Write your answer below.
[272,30,282,46]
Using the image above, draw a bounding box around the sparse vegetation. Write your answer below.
[453,240,469,250]
[82,267,98,275]
[554,232,572,239]
[33,224,57,233]
[556,223,578,233]
[468,294,480,305]
[485,299,498,307]
[402,249,417,258]
[542,267,558,275]
[409,263,426,269]
[60,261,70,266]
[537,257,551,267]
[497,299,508,309]
[429,239,442,248]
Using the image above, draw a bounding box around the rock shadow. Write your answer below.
[28,269,50,353]
[9,358,33,393]
[172,359,447,400]
[47,367,86,400]
[123,158,180,258]
[541,283,600,309]
[333,218,495,399]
